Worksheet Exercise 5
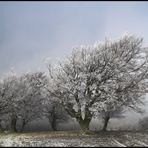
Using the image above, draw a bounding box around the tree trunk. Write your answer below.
[21,120,26,131]
[50,108,57,131]
[0,119,3,132]
[11,117,17,132]
[51,118,57,131]
[78,117,91,132]
[102,116,110,131]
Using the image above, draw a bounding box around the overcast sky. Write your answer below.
[0,2,148,75]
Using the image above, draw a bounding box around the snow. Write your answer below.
[0,134,23,147]
[136,141,148,147]
[113,138,126,147]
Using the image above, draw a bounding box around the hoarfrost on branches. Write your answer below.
[46,34,148,131]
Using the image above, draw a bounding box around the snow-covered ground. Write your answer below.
[0,131,148,147]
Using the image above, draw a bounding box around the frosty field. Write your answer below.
[0,131,148,147]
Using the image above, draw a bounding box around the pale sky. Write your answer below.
[0,1,148,75]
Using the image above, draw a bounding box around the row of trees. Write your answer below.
[0,72,69,132]
[0,34,148,132]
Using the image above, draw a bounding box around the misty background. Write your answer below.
[0,1,148,131]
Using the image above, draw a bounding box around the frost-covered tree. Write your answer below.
[18,71,70,131]
[138,116,148,130]
[100,107,126,131]
[17,72,48,130]
[91,35,148,131]
[0,71,48,132]
[46,34,148,132]
[45,45,108,131]
[43,98,70,131]
[0,74,21,131]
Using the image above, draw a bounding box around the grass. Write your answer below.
[0,130,148,147]
[0,130,147,139]
[0,130,97,138]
